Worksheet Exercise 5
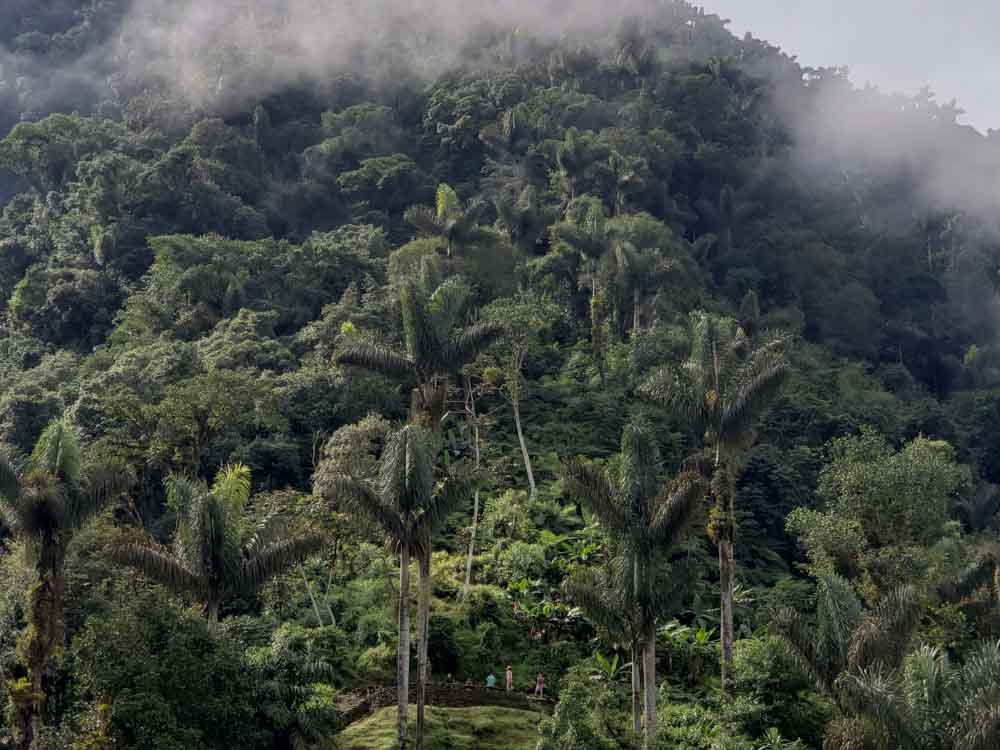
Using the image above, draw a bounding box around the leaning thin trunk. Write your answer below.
[299,563,326,626]
[633,287,641,334]
[631,639,642,737]
[718,534,734,694]
[512,396,537,503]
[463,377,481,598]
[396,544,411,749]
[642,624,657,747]
[324,567,337,626]
[415,550,431,750]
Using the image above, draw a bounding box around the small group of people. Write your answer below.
[484,666,544,696]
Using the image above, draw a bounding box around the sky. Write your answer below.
[701,1,1000,133]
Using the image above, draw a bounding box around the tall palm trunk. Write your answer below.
[718,490,735,694]
[396,544,411,749]
[415,550,431,750]
[631,640,642,736]
[589,267,606,386]
[718,538,734,692]
[463,378,481,597]
[642,625,657,748]
[631,555,643,737]
[20,566,64,750]
[709,339,736,695]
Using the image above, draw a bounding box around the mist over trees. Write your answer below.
[1,2,1000,749]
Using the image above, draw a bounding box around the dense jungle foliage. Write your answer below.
[2,2,1000,749]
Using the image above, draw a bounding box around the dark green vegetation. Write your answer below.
[1,1,1000,749]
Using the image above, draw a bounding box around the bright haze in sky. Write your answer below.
[700,1,1000,133]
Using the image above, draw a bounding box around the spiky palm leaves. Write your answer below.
[0,418,128,750]
[694,184,759,264]
[563,418,702,746]
[552,196,617,382]
[247,626,340,749]
[564,553,643,733]
[112,464,323,621]
[825,639,1000,749]
[325,426,471,750]
[405,184,492,257]
[335,278,503,433]
[614,241,674,335]
[493,185,554,254]
[640,312,789,691]
[766,573,999,749]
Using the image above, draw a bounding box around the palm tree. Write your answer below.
[111,464,323,621]
[335,277,503,433]
[249,626,340,749]
[555,127,589,201]
[0,418,128,749]
[640,313,789,692]
[405,184,492,257]
[694,184,759,265]
[608,150,648,217]
[771,573,1000,749]
[772,574,922,703]
[334,279,498,749]
[830,641,1000,750]
[552,196,616,383]
[325,426,470,750]
[563,552,644,736]
[613,241,674,336]
[492,185,553,255]
[563,418,702,746]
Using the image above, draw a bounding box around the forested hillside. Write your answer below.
[1,2,1000,749]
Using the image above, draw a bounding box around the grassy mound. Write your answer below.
[337,705,542,749]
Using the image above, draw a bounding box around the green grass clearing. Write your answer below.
[336,705,542,749]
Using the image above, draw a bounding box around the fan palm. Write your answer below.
[111,464,323,621]
[640,312,789,691]
[0,417,128,750]
[324,425,471,750]
[563,418,702,746]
